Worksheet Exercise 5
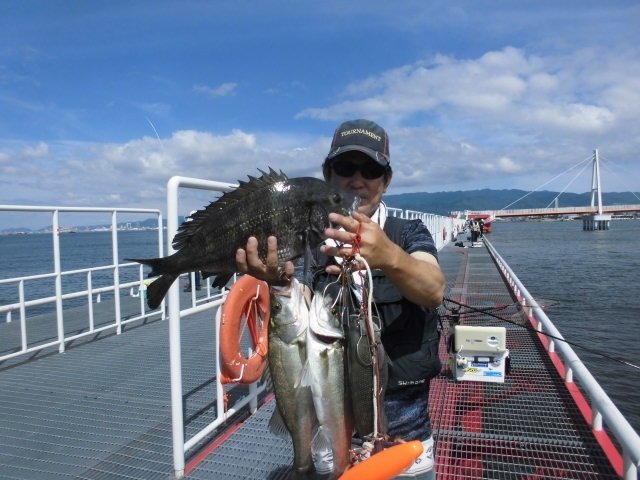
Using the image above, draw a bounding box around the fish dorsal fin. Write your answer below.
[172,168,287,250]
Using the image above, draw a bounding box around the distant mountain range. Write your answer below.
[3,190,639,234]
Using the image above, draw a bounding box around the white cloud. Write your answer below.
[293,45,640,194]
[22,142,49,158]
[298,46,634,138]
[192,82,238,98]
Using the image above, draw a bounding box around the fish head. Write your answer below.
[298,179,358,244]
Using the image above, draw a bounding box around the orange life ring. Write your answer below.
[219,275,270,384]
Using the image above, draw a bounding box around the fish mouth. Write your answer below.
[349,196,361,214]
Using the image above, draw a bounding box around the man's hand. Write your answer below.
[320,211,395,273]
[235,236,294,285]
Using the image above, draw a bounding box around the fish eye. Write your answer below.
[271,298,282,315]
[330,193,342,205]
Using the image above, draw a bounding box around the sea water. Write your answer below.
[488,219,640,435]
[0,230,161,314]
[1,222,638,434]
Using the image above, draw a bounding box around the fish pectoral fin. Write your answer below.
[296,360,313,389]
[261,367,273,392]
[268,407,290,439]
[146,274,178,310]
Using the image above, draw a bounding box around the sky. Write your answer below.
[1,1,639,229]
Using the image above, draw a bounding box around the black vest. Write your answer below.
[312,216,442,387]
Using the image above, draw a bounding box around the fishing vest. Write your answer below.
[312,216,442,387]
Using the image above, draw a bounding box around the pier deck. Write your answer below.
[0,242,620,479]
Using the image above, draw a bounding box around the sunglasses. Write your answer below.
[332,160,387,179]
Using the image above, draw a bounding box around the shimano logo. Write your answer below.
[396,379,426,386]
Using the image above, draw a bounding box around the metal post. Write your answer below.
[590,149,604,215]
[167,178,186,479]
[166,176,236,478]
[112,211,122,335]
[19,280,27,351]
[52,210,65,353]
[87,271,95,332]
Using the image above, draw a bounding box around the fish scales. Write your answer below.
[306,289,354,478]
[346,313,388,438]
[268,279,317,477]
[129,168,356,309]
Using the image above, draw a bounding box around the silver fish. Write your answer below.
[345,312,388,439]
[129,168,357,309]
[267,279,317,478]
[303,287,353,478]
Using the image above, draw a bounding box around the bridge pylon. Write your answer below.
[583,149,611,230]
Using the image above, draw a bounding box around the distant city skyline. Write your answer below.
[3,189,640,234]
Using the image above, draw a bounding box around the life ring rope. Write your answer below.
[245,285,265,347]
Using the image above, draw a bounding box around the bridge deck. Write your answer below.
[0,242,619,479]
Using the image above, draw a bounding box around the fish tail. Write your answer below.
[126,256,171,277]
[146,274,178,309]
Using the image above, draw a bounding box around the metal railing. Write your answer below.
[0,205,164,361]
[484,237,640,480]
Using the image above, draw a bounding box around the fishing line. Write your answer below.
[443,296,640,371]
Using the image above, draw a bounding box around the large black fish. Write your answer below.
[130,168,357,309]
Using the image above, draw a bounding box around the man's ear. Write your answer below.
[383,171,393,191]
[322,162,331,181]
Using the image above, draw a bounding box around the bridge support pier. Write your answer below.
[582,214,611,231]
[583,149,612,231]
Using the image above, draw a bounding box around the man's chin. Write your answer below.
[357,204,376,217]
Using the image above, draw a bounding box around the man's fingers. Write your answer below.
[328,212,363,233]
[244,236,261,264]
[283,261,295,276]
[325,264,341,276]
[235,248,248,273]
[265,236,279,269]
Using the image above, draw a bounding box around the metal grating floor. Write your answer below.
[0,243,621,479]
[429,245,618,479]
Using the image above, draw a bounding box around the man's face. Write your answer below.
[327,151,391,217]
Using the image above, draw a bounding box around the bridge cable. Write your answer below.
[545,160,592,208]
[500,154,593,211]
[598,155,640,202]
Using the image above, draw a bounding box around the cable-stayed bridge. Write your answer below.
[452,149,640,230]
[471,203,640,218]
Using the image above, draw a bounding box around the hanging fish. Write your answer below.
[129,168,358,309]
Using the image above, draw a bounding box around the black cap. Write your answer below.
[325,119,390,166]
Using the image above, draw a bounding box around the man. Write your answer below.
[237,119,445,479]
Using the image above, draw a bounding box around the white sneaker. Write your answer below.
[397,436,435,479]
[312,446,334,475]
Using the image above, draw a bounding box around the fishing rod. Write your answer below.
[442,296,640,371]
